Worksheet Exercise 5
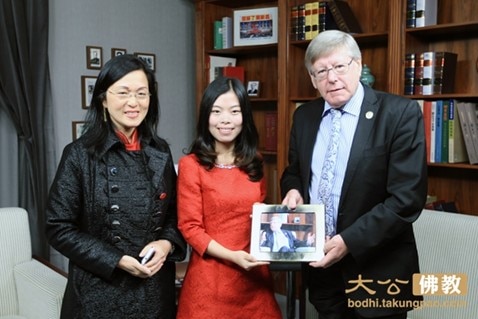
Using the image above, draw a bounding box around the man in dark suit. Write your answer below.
[280,30,427,319]
[260,216,314,252]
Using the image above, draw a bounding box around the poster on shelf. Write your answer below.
[233,7,278,46]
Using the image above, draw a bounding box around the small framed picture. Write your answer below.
[72,121,86,140]
[234,7,278,47]
[134,52,156,72]
[86,46,102,69]
[247,81,260,96]
[250,204,325,262]
[81,75,97,109]
[111,48,127,59]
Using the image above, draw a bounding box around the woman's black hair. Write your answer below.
[81,54,160,156]
[188,76,263,181]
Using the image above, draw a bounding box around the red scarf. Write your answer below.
[115,129,141,151]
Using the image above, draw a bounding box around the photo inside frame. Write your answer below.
[250,204,325,262]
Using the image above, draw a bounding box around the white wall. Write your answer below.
[48,0,195,163]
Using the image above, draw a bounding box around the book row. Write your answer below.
[290,1,362,41]
[404,51,457,96]
[419,99,478,165]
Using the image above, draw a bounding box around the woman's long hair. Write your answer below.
[80,54,160,157]
[188,77,263,181]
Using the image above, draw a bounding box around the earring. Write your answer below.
[103,108,107,122]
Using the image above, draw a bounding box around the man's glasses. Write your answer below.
[108,90,151,100]
[311,58,354,80]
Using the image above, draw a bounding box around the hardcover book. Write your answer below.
[215,66,245,83]
[447,99,468,163]
[414,53,424,95]
[404,53,415,95]
[326,0,362,34]
[421,51,435,95]
[264,111,278,152]
[290,5,299,41]
[222,17,233,49]
[297,4,306,40]
[415,0,437,28]
[213,20,223,50]
[304,2,313,40]
[456,102,478,164]
[207,55,236,83]
[406,0,417,28]
[433,52,458,94]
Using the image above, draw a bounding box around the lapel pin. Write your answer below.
[365,111,374,119]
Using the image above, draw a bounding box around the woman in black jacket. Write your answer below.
[46,54,186,319]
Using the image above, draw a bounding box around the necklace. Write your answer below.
[214,163,237,169]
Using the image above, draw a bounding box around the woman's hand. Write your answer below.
[117,239,174,278]
[230,250,269,271]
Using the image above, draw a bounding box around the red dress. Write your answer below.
[177,154,282,319]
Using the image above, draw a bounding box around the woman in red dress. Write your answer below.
[176,77,282,318]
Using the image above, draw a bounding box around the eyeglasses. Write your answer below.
[108,90,151,100]
[311,58,354,80]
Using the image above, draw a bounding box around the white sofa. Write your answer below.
[408,209,477,319]
[0,207,67,319]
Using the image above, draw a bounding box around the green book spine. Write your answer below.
[213,20,223,50]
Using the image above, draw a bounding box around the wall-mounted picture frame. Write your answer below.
[247,80,260,97]
[81,75,97,109]
[134,52,156,72]
[111,48,127,59]
[72,121,86,141]
[86,45,102,69]
[233,7,278,47]
[250,204,325,262]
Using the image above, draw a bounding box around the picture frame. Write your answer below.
[246,80,260,96]
[111,48,127,59]
[72,121,86,140]
[134,52,156,72]
[233,7,278,47]
[86,45,102,69]
[81,75,97,109]
[250,204,325,262]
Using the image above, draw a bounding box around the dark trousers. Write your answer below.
[307,265,407,319]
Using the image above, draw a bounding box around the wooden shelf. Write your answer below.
[406,21,478,40]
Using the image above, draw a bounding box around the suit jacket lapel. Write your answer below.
[339,87,379,209]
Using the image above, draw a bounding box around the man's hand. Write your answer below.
[281,189,303,210]
[309,234,348,268]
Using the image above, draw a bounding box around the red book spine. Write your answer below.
[264,112,277,152]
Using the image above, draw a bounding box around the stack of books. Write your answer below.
[405,51,458,95]
[290,0,362,41]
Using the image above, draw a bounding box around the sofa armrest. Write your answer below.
[14,259,67,319]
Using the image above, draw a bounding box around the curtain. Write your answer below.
[0,0,55,259]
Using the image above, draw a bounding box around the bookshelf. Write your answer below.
[403,0,478,215]
[195,0,478,216]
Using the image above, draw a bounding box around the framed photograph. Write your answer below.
[72,121,86,140]
[250,204,325,262]
[233,7,278,47]
[111,48,127,59]
[134,52,156,72]
[86,45,102,69]
[247,80,260,96]
[81,75,97,109]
